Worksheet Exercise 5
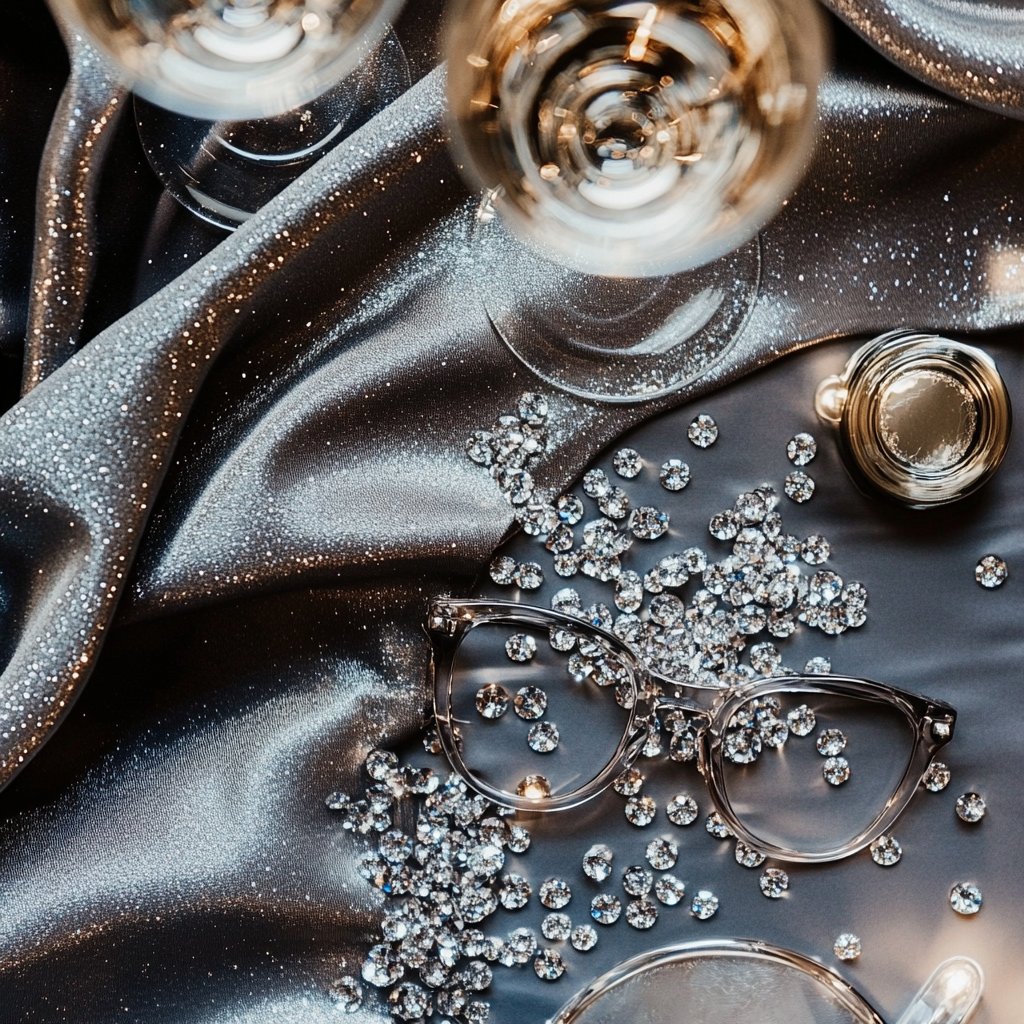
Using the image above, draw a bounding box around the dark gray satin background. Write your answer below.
[0,2,1021,1022]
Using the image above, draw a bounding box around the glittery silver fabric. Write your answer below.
[0,9,1022,1022]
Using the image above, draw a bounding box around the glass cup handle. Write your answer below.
[894,957,984,1024]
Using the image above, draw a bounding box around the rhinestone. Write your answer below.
[437,989,467,1016]
[759,868,789,898]
[688,414,719,448]
[460,886,498,922]
[922,761,951,792]
[518,564,546,589]
[950,882,982,915]
[380,830,414,864]
[582,518,632,557]
[481,937,504,961]
[654,556,689,591]
[598,487,631,519]
[507,823,531,852]
[626,898,659,930]
[583,844,614,882]
[539,878,572,909]
[498,873,531,909]
[613,448,643,478]
[591,893,622,925]
[465,1001,490,1023]
[556,494,585,524]
[615,570,644,612]
[734,491,768,524]
[709,511,740,540]
[581,552,622,582]
[551,588,582,615]
[724,728,762,764]
[750,642,781,675]
[545,524,575,553]
[362,944,404,987]
[816,729,847,756]
[534,948,566,982]
[468,843,505,877]
[623,865,654,897]
[870,835,902,866]
[705,812,734,839]
[645,838,679,870]
[833,934,862,961]
[389,982,430,1020]
[420,959,451,988]
[460,960,492,992]
[613,768,644,796]
[528,721,560,753]
[554,552,579,577]
[507,928,538,964]
[690,890,720,919]
[651,875,683,906]
[760,718,789,749]
[801,535,831,565]
[550,627,577,652]
[787,432,818,465]
[659,459,691,491]
[518,502,559,537]
[804,656,832,675]
[768,612,796,638]
[787,704,816,737]
[325,791,349,810]
[475,684,509,719]
[975,554,1008,588]
[625,795,657,826]
[505,634,537,662]
[466,430,495,466]
[583,468,611,498]
[823,756,851,785]
[681,547,708,575]
[490,555,518,585]
[956,792,986,823]
[630,506,670,540]
[731,842,764,869]
[495,466,534,505]
[667,794,699,826]
[541,913,572,941]
[478,816,507,846]
[669,729,698,762]
[327,975,363,1012]
[516,775,551,800]
[514,686,547,719]
[784,471,815,503]
[366,749,399,781]
[571,924,598,951]
[517,391,548,425]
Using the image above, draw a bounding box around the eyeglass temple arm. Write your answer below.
[895,958,984,1024]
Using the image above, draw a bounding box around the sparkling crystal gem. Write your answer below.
[528,721,560,753]
[804,656,832,675]
[613,768,645,796]
[518,391,548,425]
[625,795,657,827]
[583,844,614,882]
[709,511,740,541]
[787,432,818,466]
[623,865,654,897]
[705,813,734,839]
[550,627,577,652]
[787,704,816,737]
[516,775,551,800]
[466,430,495,466]
[541,913,572,941]
[475,684,509,719]
[667,794,699,826]
[545,524,575,554]
[554,552,579,577]
[581,553,621,581]
[362,944,404,987]
[801,535,831,565]
[518,502,559,537]
[650,875,683,907]
[498,873,531,909]
[690,890,720,919]
[380,830,414,864]
[734,491,768,524]
[816,729,847,755]
[750,642,781,675]
[389,982,431,1020]
[733,842,765,868]
[571,924,598,951]
[514,686,547,719]
[823,756,851,785]
[551,588,582,615]
[956,792,986,823]
[590,894,622,925]
[582,518,632,557]
[645,838,679,871]
[833,934,861,961]
[420,958,451,988]
[669,729,698,762]
[490,555,518,585]
[468,843,505,877]
[922,761,951,792]
[437,988,468,1016]
[654,555,690,590]
[760,717,789,749]
[556,494,585,524]
[630,506,670,540]
[613,448,643,478]
[660,459,691,491]
[534,948,566,981]
[598,487,631,519]
[465,1000,490,1023]
[870,835,902,866]
[507,928,538,963]
[506,633,537,662]
[495,466,534,505]
[539,878,572,909]
[785,471,815,503]
[517,562,546,589]
[582,468,611,498]
[950,882,982,915]
[366,749,399,781]
[328,975,363,1012]
[460,961,492,992]
[724,728,762,764]
[626,898,658,930]
[759,868,789,898]
[325,790,349,810]
[688,414,719,448]
[615,570,644,612]
[975,554,1008,588]
[507,823,531,852]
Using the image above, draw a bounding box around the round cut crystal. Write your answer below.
[327,976,363,1012]
[787,432,817,465]
[541,912,572,941]
[615,570,644,612]
[362,944,404,987]
[545,524,575,553]
[550,627,577,652]
[516,774,551,800]
[519,502,559,536]
[498,873,531,909]
[645,838,679,870]
[787,704,816,737]
[785,471,815,503]
[468,843,505,877]
[625,898,658,930]
[505,633,537,662]
[955,792,986,823]
[554,552,579,577]
[801,535,831,565]
[556,493,585,524]
[534,948,566,981]
[816,729,847,756]
[690,890,720,920]
[613,768,645,796]
[950,882,982,915]
[705,813,734,839]
[466,430,495,466]
[660,459,691,491]
[539,878,572,909]
[528,721,560,753]
[518,391,548,425]
[688,414,719,448]
[975,554,1008,588]
[709,511,740,540]
[583,844,614,882]
[490,555,518,585]
[598,487,631,520]
[667,794,699,826]
[804,656,832,675]
[476,683,509,719]
[389,982,431,1020]
[760,717,789,749]
[625,795,657,826]
[590,894,622,925]
[870,835,902,866]
[583,468,611,498]
[623,865,654,897]
[834,934,861,961]
[366,749,399,781]
[495,466,534,505]
[823,755,851,786]
[922,761,951,792]
[551,587,582,615]
[571,924,598,951]
[655,555,690,589]
[759,868,789,898]
[507,823,531,853]
[613,447,643,478]
[514,686,547,719]
[654,874,686,905]
[735,841,766,868]
[724,728,762,764]
[750,642,781,675]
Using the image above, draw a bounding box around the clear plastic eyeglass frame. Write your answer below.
[550,939,983,1024]
[426,599,956,864]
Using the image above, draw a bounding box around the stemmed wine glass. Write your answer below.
[446,0,828,400]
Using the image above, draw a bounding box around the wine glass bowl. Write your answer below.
[447,0,827,277]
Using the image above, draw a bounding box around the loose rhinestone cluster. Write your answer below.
[974,555,1008,588]
[466,393,550,506]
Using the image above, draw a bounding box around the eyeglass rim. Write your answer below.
[550,937,886,1024]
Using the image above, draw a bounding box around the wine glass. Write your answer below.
[446,0,828,400]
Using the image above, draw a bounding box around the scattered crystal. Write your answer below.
[975,555,1008,588]
[833,934,861,961]
[420,959,451,988]
[688,414,719,448]
[623,865,654,897]
[534,948,566,981]
[556,494,585,524]
[380,830,414,864]
[519,503,559,537]
[787,432,817,465]
[327,976,363,1012]
[465,1000,490,1023]
[870,835,902,866]
[750,642,782,675]
[490,555,518,585]
[362,944,404,987]
[759,868,789,898]
[667,794,699,826]
[476,684,509,719]
[613,448,643,478]
[735,841,766,868]
[950,882,982,915]
[956,792,986,823]
[922,761,951,792]
[613,768,645,796]
[544,523,575,554]
[542,913,572,941]
[816,729,847,756]
[705,813,734,839]
[507,823,532,853]
[528,721,560,753]
[437,989,467,1016]
[630,506,670,540]
[760,717,789,749]
[645,838,679,871]
[669,728,698,762]
[550,627,577,652]
[735,490,769,524]
[466,431,495,466]
[389,981,431,1020]
[514,686,547,719]
[801,535,831,565]
[325,791,350,811]
[654,875,686,906]
[787,705,816,737]
[660,459,691,491]
[724,728,762,764]
[498,874,531,910]
[626,898,659,929]
[506,633,537,662]
[804,656,831,675]
[590,894,622,925]
[709,511,740,540]
[690,890,719,919]
[571,924,598,951]
[506,928,538,964]
[468,844,505,877]
[785,471,815,503]
[366,749,399,781]
[495,466,534,505]
[539,878,572,909]
[583,844,614,882]
[517,775,551,800]
[518,391,548,425]
[823,756,851,785]
[615,570,644,612]
[625,795,657,826]
[583,468,611,498]
[598,487,631,519]
[553,552,579,577]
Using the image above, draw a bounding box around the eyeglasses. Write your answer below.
[552,939,983,1024]
[426,599,956,864]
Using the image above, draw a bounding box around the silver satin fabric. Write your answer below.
[0,6,1021,1023]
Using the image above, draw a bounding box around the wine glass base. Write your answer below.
[135,28,410,231]
[472,207,761,402]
